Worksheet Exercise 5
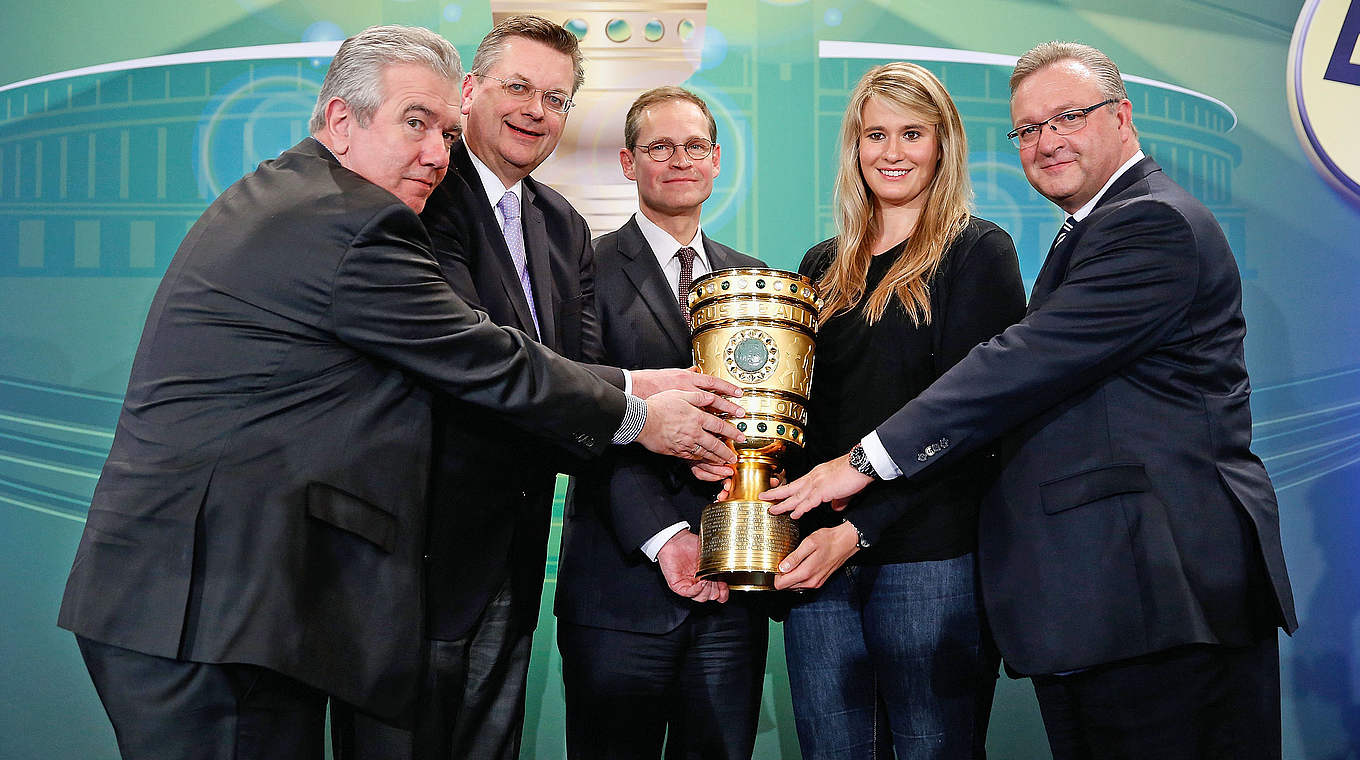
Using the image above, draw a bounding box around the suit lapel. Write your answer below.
[619,219,690,354]
[520,179,556,348]
[702,233,740,273]
[452,144,540,340]
[1028,156,1161,311]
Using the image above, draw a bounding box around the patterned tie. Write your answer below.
[496,191,540,336]
[676,246,697,327]
[1050,216,1076,252]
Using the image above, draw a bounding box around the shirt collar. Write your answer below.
[466,146,524,214]
[1071,150,1145,222]
[634,211,710,271]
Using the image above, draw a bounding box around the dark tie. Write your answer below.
[495,191,540,335]
[1050,216,1076,252]
[676,246,697,327]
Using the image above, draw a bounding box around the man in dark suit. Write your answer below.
[555,87,769,760]
[761,42,1297,759]
[327,16,743,760]
[57,26,742,760]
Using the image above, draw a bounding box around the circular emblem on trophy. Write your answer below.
[1289,0,1360,204]
[725,329,779,383]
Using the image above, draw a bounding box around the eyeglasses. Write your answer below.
[1007,99,1117,149]
[635,139,716,162]
[474,73,574,114]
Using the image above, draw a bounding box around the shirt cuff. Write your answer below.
[612,393,648,445]
[861,431,902,480]
[640,522,690,562]
[621,368,632,395]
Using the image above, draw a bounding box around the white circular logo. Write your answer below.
[1288,0,1360,202]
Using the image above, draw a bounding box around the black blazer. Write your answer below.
[57,138,625,719]
[555,217,762,634]
[866,157,1297,674]
[419,143,625,640]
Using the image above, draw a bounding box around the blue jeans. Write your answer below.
[783,555,999,759]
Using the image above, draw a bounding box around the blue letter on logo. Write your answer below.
[1325,0,1360,85]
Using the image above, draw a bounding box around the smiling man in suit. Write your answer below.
[325,16,743,760]
[57,25,743,760]
[554,86,769,760]
[761,42,1297,760]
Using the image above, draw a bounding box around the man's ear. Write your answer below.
[461,73,477,116]
[321,97,355,156]
[1116,99,1135,141]
[620,146,638,182]
[711,142,721,179]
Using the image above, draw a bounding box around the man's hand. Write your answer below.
[691,462,734,483]
[773,522,860,591]
[631,367,743,400]
[699,470,784,502]
[656,530,730,603]
[636,390,745,463]
[760,454,872,518]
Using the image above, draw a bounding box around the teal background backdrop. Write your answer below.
[3,1,1358,757]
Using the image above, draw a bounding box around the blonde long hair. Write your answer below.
[818,62,972,326]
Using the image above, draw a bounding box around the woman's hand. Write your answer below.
[772,522,860,590]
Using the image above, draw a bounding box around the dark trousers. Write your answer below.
[76,635,327,760]
[1032,634,1282,760]
[557,603,769,760]
[331,578,531,760]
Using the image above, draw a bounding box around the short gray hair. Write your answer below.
[469,15,585,95]
[309,25,462,134]
[1009,41,1134,136]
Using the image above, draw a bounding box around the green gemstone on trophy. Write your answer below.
[733,338,769,372]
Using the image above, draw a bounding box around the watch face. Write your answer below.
[849,445,866,468]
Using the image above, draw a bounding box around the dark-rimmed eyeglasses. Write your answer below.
[1007,99,1117,149]
[634,139,715,162]
[474,73,574,114]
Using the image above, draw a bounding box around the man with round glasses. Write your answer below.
[357,14,745,760]
[763,41,1295,759]
[555,85,769,760]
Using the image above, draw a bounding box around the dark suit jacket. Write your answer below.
[864,157,1297,675]
[57,137,625,719]
[555,218,762,634]
[418,142,625,640]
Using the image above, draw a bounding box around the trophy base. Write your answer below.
[696,500,799,592]
[706,570,776,592]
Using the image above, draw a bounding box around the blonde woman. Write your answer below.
[779,63,1025,758]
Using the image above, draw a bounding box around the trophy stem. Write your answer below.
[730,455,776,501]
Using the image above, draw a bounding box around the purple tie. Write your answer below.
[496,191,540,335]
[676,246,697,327]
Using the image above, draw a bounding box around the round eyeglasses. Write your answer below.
[635,139,716,162]
[1007,99,1117,149]
[474,73,574,114]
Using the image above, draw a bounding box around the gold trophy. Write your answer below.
[688,268,819,591]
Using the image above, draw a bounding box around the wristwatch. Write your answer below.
[843,518,872,549]
[848,443,879,480]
